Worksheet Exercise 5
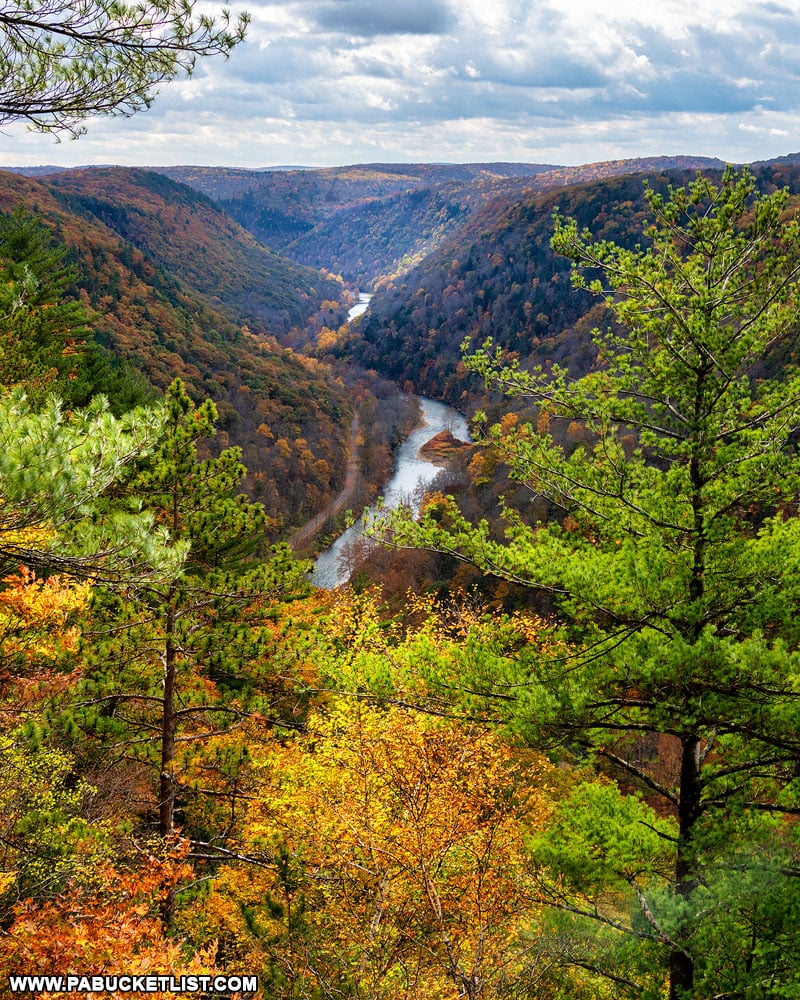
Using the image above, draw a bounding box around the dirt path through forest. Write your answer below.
[289,412,360,552]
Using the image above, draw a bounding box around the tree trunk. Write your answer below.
[159,598,177,927]
[669,732,703,1000]
[159,602,177,839]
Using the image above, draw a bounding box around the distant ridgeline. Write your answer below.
[152,157,800,412]
[0,167,354,534]
[158,157,726,289]
[6,154,800,531]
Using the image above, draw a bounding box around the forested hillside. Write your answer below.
[338,172,664,405]
[0,169,355,531]
[340,161,800,407]
[48,167,346,337]
[158,156,725,286]
[158,162,551,285]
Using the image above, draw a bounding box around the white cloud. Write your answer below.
[3,0,800,168]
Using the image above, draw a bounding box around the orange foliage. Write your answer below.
[0,568,89,664]
[206,701,553,999]
[0,851,222,998]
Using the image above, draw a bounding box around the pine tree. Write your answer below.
[0,0,248,137]
[0,209,154,412]
[76,380,309,889]
[0,209,90,396]
[0,388,175,581]
[381,168,800,998]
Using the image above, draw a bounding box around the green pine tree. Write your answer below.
[76,379,309,885]
[0,0,248,137]
[378,168,800,998]
[0,208,156,412]
[0,209,90,397]
[0,387,176,581]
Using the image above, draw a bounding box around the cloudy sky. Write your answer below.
[2,0,800,169]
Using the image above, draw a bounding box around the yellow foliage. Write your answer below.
[2,525,55,550]
[316,326,338,352]
[213,700,555,998]
[0,567,90,663]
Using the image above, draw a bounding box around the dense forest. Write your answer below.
[0,168,381,534]
[3,149,800,1000]
[334,161,800,408]
[155,158,725,288]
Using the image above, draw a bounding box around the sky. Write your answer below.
[2,0,800,170]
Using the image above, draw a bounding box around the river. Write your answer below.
[348,293,372,321]
[313,396,471,589]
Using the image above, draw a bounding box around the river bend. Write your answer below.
[313,397,470,589]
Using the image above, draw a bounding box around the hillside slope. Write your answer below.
[340,161,800,407]
[339,171,665,405]
[0,170,353,532]
[48,167,346,337]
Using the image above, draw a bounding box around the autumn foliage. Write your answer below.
[191,699,555,999]
[0,852,222,997]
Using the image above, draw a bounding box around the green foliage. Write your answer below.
[135,378,267,564]
[376,167,800,998]
[532,780,674,894]
[527,779,676,999]
[0,388,182,581]
[0,0,248,137]
[75,379,311,846]
[0,736,110,918]
[0,209,90,397]
[64,341,158,415]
